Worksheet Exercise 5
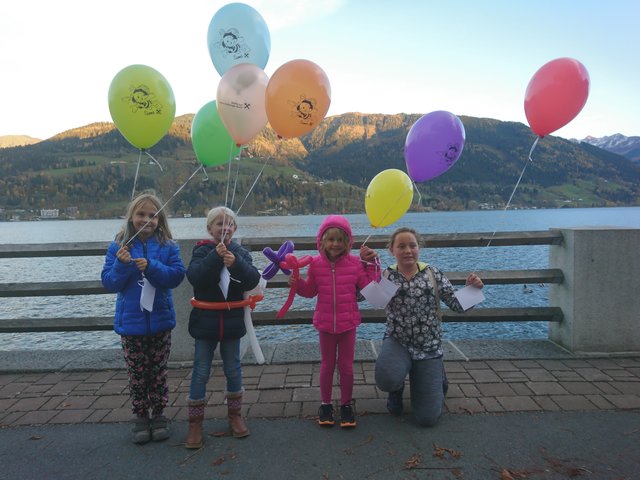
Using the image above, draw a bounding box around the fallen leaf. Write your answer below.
[500,469,514,480]
[29,435,42,441]
[403,453,422,469]
[433,443,462,459]
[452,468,464,479]
[210,431,228,437]
[211,456,226,466]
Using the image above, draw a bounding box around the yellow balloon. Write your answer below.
[365,169,414,227]
[108,64,176,149]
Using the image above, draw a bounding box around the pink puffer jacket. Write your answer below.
[294,215,380,334]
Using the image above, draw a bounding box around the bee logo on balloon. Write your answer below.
[288,96,317,125]
[439,143,461,165]
[215,28,251,60]
[123,84,163,115]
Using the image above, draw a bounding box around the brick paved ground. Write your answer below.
[2,357,640,428]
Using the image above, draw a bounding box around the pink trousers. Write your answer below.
[318,328,356,405]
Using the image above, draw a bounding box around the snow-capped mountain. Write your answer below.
[579,134,640,163]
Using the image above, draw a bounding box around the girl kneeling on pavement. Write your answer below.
[375,227,483,426]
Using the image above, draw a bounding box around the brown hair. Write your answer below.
[116,190,173,245]
[387,227,422,249]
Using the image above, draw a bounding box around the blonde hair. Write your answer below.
[387,227,421,249]
[116,190,173,245]
[206,206,237,228]
[321,227,350,253]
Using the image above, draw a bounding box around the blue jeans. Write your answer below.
[375,336,444,427]
[189,338,242,401]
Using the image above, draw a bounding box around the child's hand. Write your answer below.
[465,273,484,289]
[288,275,297,287]
[215,242,227,258]
[222,251,236,267]
[132,258,148,272]
[116,246,131,264]
[359,245,378,263]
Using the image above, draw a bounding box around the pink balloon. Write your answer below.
[524,58,590,137]
[216,63,269,146]
[404,111,465,183]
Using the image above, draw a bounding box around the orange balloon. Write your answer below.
[265,59,331,139]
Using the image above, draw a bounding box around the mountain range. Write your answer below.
[0,114,638,220]
[578,134,640,163]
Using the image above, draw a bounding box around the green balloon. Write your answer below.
[108,64,176,149]
[191,100,241,167]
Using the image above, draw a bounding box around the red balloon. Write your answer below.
[524,58,590,137]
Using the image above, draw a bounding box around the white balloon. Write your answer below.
[216,63,269,146]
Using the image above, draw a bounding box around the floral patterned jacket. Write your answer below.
[384,262,464,360]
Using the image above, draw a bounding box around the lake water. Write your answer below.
[1,207,639,350]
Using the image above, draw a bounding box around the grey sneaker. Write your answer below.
[131,417,151,444]
[150,415,171,442]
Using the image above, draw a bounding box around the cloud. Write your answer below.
[244,0,345,30]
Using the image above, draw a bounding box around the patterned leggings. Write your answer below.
[121,330,171,418]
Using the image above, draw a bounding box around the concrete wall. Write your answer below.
[168,240,195,362]
[549,227,640,355]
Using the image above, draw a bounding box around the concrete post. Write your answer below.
[549,227,640,355]
[169,239,196,363]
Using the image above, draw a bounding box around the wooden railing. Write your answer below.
[0,230,565,333]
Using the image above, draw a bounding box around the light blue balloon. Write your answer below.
[207,3,271,77]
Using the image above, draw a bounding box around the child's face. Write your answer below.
[389,232,420,269]
[208,215,236,244]
[132,200,158,241]
[322,228,348,261]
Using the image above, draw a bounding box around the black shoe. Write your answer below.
[318,403,335,427]
[340,402,357,428]
[387,386,404,416]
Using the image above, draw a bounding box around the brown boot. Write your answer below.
[185,398,205,449]
[226,392,249,438]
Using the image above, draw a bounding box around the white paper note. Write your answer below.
[454,286,485,311]
[140,277,156,312]
[219,266,230,299]
[361,277,399,308]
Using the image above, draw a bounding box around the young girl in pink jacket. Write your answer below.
[290,215,379,428]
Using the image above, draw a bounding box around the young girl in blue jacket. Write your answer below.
[101,191,186,444]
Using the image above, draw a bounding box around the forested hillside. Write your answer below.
[1,113,638,220]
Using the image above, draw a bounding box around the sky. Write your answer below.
[1,0,638,141]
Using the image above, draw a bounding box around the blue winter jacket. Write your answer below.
[101,236,186,336]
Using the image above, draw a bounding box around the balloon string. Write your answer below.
[413,181,422,206]
[229,149,242,210]
[224,147,234,209]
[143,150,164,172]
[486,136,540,247]
[125,164,204,247]
[221,146,242,245]
[131,150,142,200]
[236,156,271,216]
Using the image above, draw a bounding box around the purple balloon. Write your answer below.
[262,240,294,280]
[404,111,465,183]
